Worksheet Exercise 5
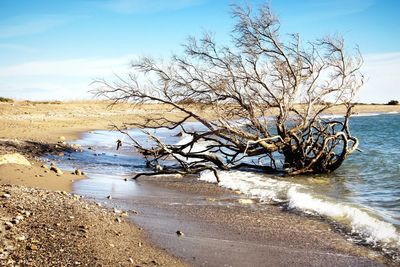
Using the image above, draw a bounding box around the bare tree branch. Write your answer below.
[93,3,363,179]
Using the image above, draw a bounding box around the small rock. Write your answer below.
[58,152,64,157]
[10,219,20,225]
[176,230,184,237]
[4,222,13,230]
[115,218,121,223]
[16,236,26,241]
[129,258,134,263]
[109,244,115,248]
[27,244,38,250]
[79,228,88,234]
[124,178,128,181]
[20,210,31,217]
[59,136,66,141]
[41,164,49,169]
[107,195,112,200]
[237,199,255,204]
[50,166,63,175]
[1,193,11,199]
[74,169,82,176]
[0,153,31,166]
[138,242,142,247]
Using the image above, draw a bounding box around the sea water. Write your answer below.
[50,112,400,256]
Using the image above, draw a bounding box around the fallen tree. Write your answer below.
[94,3,363,180]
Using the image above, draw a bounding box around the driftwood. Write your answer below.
[94,3,363,179]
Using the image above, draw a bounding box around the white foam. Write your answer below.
[174,132,213,163]
[352,112,380,117]
[287,188,400,247]
[320,114,345,119]
[320,112,381,119]
[199,170,400,249]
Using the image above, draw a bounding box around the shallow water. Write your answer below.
[48,112,400,255]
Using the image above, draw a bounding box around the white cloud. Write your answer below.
[0,56,135,77]
[100,0,204,14]
[0,55,137,100]
[0,52,399,102]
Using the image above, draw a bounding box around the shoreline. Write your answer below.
[1,101,399,266]
[99,174,390,266]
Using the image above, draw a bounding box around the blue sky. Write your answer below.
[0,0,399,103]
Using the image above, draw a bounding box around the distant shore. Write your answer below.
[0,100,399,143]
[0,100,399,266]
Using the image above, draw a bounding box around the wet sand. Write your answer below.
[102,175,391,267]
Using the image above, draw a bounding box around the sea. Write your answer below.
[48,112,400,258]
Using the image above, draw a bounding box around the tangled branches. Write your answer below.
[94,3,363,179]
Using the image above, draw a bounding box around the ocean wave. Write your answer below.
[199,170,400,250]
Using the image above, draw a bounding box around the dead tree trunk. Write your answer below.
[93,3,363,179]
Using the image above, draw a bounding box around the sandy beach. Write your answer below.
[0,100,399,266]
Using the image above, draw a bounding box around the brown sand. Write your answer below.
[0,184,186,266]
[0,100,399,266]
[0,162,81,192]
[0,101,193,266]
[0,139,84,192]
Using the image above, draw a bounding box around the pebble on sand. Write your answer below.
[237,199,255,205]
[1,193,11,199]
[50,166,63,175]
